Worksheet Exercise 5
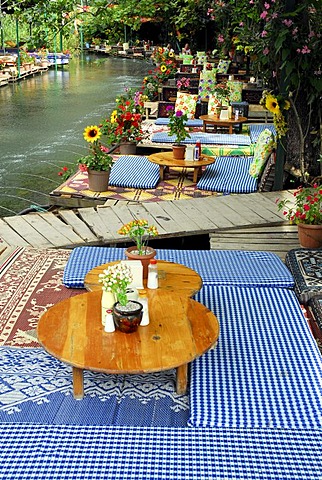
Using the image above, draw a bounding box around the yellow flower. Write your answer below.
[169,51,174,57]
[284,100,291,110]
[265,95,280,114]
[110,110,117,123]
[83,125,101,143]
[160,64,167,72]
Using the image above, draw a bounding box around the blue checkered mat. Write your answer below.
[109,155,160,188]
[155,117,203,127]
[249,123,276,143]
[0,347,189,426]
[0,424,321,479]
[190,285,322,429]
[197,156,258,193]
[63,247,294,289]
[151,131,251,145]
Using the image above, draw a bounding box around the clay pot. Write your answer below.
[87,169,110,192]
[125,246,156,279]
[119,142,137,155]
[172,144,186,160]
[112,300,143,333]
[297,224,322,248]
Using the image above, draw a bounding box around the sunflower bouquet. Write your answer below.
[78,125,113,171]
[260,91,291,138]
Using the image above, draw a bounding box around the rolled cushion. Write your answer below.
[249,129,276,178]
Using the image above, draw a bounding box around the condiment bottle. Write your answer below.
[194,140,201,160]
[138,289,149,326]
[104,309,115,333]
[147,259,158,289]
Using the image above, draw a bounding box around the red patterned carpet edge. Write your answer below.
[0,247,81,348]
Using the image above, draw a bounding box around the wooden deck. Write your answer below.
[0,190,299,260]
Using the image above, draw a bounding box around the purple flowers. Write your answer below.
[175,110,183,117]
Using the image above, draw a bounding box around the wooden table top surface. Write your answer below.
[148,151,215,168]
[37,290,219,375]
[84,260,203,297]
[199,115,248,125]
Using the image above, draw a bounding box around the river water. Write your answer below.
[0,54,150,216]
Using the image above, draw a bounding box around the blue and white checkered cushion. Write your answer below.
[1,424,321,480]
[63,247,294,289]
[189,285,322,429]
[108,155,160,188]
[249,124,276,144]
[151,132,251,146]
[197,155,257,193]
[155,118,203,127]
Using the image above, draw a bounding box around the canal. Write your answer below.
[0,54,150,216]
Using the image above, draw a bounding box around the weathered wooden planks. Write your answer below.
[0,191,297,253]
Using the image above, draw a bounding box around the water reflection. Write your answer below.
[0,54,150,215]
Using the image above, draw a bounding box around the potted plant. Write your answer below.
[99,263,143,333]
[78,125,113,192]
[166,105,191,159]
[277,183,322,248]
[118,219,159,278]
[101,89,145,154]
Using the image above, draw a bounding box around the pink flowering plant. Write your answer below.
[277,183,322,225]
[176,77,190,90]
[166,105,191,145]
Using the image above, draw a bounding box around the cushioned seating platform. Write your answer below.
[108,155,160,188]
[197,156,258,193]
[155,117,203,127]
[189,285,322,429]
[63,247,294,289]
[249,123,276,143]
[151,131,251,146]
[285,248,322,304]
[308,294,322,330]
[1,424,321,479]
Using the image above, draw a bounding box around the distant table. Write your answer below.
[37,290,219,398]
[148,151,215,183]
[199,115,248,134]
[85,260,203,297]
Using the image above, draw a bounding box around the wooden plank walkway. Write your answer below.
[0,190,299,260]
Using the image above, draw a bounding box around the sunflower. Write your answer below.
[265,94,280,114]
[160,64,167,72]
[169,51,174,57]
[83,125,102,143]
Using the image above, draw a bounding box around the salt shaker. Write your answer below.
[104,309,115,333]
[147,259,158,289]
[138,290,149,326]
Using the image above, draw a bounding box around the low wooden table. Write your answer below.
[148,152,214,183]
[85,260,202,297]
[199,115,248,134]
[37,290,219,399]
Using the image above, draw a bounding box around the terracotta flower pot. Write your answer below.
[172,144,186,160]
[297,224,322,248]
[87,169,110,192]
[125,246,156,279]
[119,142,137,155]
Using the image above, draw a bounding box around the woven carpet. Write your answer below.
[51,165,218,203]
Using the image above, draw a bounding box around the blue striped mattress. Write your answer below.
[109,155,160,188]
[190,285,322,430]
[151,131,251,146]
[155,117,203,127]
[63,247,294,289]
[0,424,321,479]
[249,123,276,143]
[197,155,257,193]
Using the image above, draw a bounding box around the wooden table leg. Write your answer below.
[160,166,164,180]
[193,167,201,183]
[228,125,233,134]
[203,122,206,132]
[73,367,84,400]
[176,363,188,394]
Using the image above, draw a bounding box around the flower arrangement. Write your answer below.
[151,46,175,65]
[78,125,113,171]
[118,219,159,255]
[277,183,322,225]
[166,105,191,145]
[176,77,190,90]
[99,263,133,306]
[260,90,290,139]
[101,89,145,145]
[213,82,231,105]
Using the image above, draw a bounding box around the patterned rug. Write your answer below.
[50,165,218,203]
[0,347,189,426]
[0,247,79,347]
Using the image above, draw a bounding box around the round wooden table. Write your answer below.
[199,115,248,134]
[148,151,214,183]
[84,260,203,298]
[37,290,219,399]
